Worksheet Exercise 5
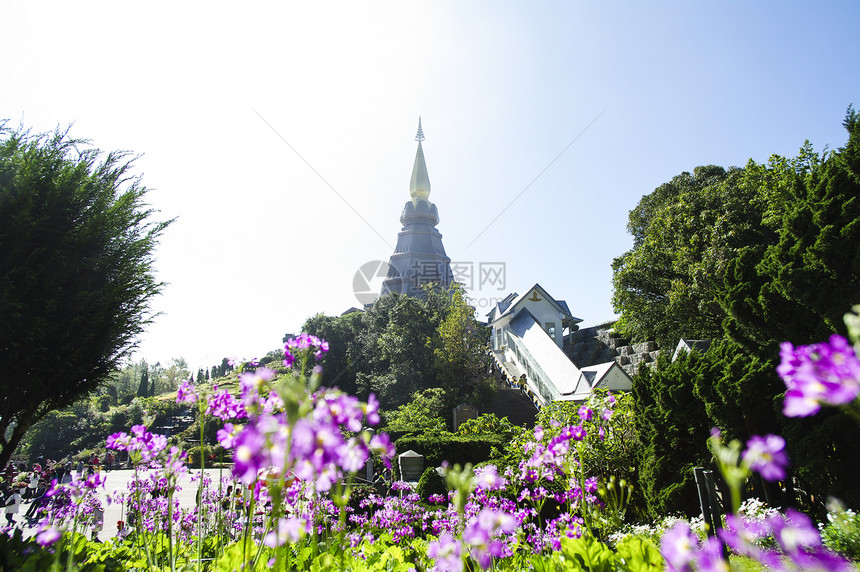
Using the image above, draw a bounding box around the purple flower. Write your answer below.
[284,333,329,369]
[427,532,463,572]
[778,335,860,416]
[176,380,197,404]
[462,509,517,569]
[473,465,506,492]
[106,425,167,464]
[217,422,240,449]
[743,434,788,481]
[263,517,307,547]
[570,425,587,441]
[770,509,821,555]
[232,422,267,484]
[696,536,730,572]
[207,388,248,420]
[578,406,593,422]
[365,393,381,426]
[35,526,62,547]
[369,433,395,469]
[719,514,779,566]
[661,522,698,572]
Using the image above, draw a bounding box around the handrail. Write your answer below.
[505,331,561,406]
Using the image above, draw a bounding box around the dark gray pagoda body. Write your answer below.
[381,120,454,298]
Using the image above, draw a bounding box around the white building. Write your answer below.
[487,283,632,407]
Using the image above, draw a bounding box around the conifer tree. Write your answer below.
[137,369,150,398]
[0,124,170,468]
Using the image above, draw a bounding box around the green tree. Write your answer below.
[107,359,148,401]
[155,357,189,395]
[303,310,364,394]
[611,165,747,348]
[351,293,438,408]
[0,123,171,468]
[632,351,714,518]
[304,285,494,412]
[723,108,860,352]
[137,367,150,398]
[434,285,495,406]
[618,111,860,512]
[383,387,448,432]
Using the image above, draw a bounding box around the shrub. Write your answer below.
[96,394,112,413]
[394,433,504,470]
[416,466,448,501]
[821,507,860,562]
[109,410,129,431]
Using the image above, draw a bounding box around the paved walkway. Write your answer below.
[12,468,230,542]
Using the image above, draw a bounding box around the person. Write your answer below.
[26,471,39,500]
[4,485,22,526]
[105,452,114,472]
[91,504,104,541]
[221,485,234,510]
[24,483,49,524]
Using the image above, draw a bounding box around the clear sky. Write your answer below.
[3,1,859,372]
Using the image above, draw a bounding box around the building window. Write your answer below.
[546,322,556,339]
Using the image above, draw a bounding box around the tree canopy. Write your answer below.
[0,123,171,468]
[303,284,494,420]
[616,108,860,513]
[613,107,860,353]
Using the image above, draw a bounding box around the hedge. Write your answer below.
[393,433,504,475]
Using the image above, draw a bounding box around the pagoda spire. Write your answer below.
[381,119,453,300]
[409,117,431,203]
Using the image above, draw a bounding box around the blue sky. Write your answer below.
[3,1,858,371]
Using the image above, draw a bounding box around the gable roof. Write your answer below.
[488,283,582,326]
[672,338,713,361]
[486,291,518,321]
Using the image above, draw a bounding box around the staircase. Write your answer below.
[481,386,538,428]
[485,350,538,427]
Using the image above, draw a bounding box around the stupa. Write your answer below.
[380,119,454,298]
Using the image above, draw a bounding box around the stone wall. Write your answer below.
[564,322,660,377]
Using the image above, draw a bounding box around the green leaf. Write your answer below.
[614,536,664,572]
[560,535,617,572]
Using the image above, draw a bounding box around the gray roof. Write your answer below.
[509,309,581,395]
[486,292,518,320]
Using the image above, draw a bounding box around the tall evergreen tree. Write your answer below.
[0,124,171,468]
[137,368,150,398]
[633,351,713,518]
[620,108,860,512]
